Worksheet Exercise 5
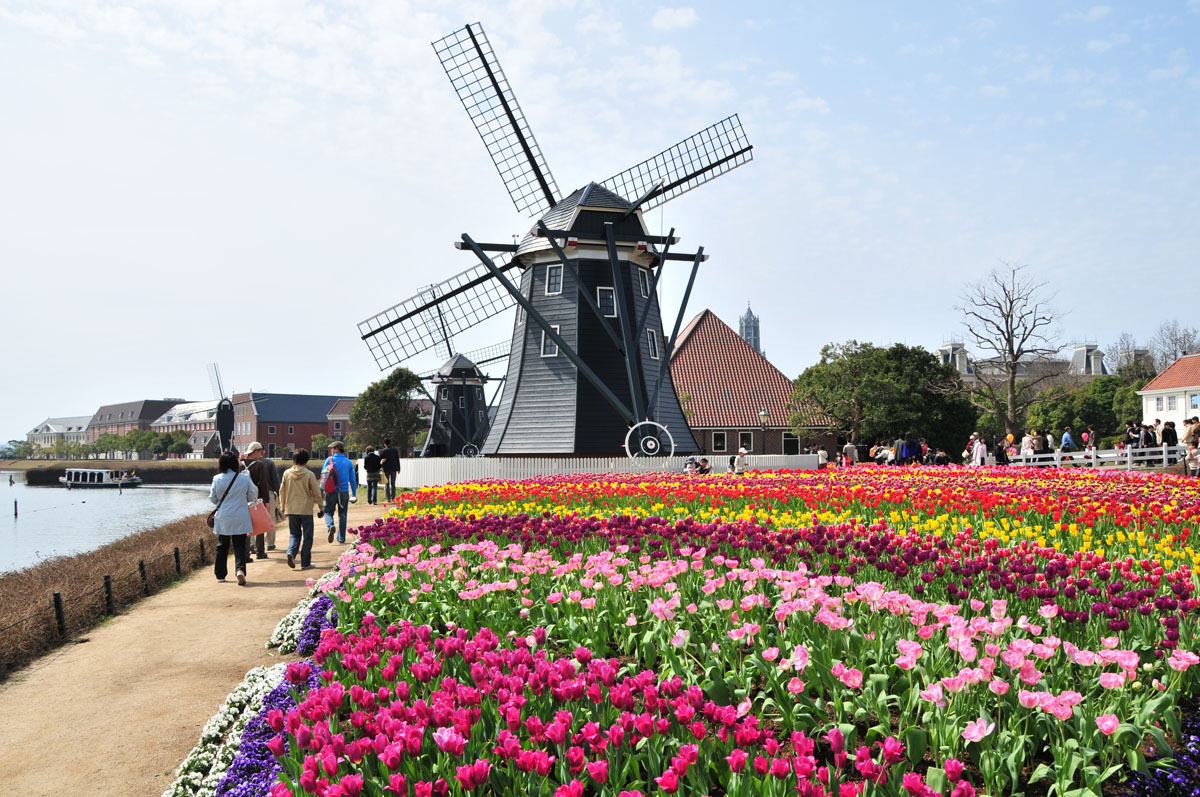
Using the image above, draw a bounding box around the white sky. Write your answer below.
[2,1,1198,441]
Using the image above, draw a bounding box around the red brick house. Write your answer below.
[670,310,834,457]
[231,392,355,457]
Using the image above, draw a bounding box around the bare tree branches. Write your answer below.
[954,262,1064,435]
[1105,331,1146,373]
[1151,320,1199,369]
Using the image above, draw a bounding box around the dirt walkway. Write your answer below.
[0,501,387,797]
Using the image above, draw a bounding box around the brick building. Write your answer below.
[670,310,834,458]
[88,399,186,442]
[230,392,355,457]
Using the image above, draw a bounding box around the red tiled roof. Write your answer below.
[670,310,834,429]
[1141,353,1200,392]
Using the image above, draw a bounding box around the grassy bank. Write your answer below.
[0,514,212,679]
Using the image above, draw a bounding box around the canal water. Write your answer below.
[1,471,214,574]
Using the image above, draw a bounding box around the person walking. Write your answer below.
[278,449,323,569]
[242,442,279,559]
[1060,426,1076,453]
[734,446,749,475]
[842,439,859,466]
[362,445,382,505]
[322,440,358,544]
[209,451,257,586]
[892,434,905,466]
[969,435,988,467]
[378,438,400,502]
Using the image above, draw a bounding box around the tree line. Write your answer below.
[790,263,1196,453]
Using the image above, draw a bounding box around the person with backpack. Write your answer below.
[321,441,358,544]
[362,445,382,504]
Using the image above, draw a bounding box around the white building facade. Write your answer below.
[1137,353,1200,429]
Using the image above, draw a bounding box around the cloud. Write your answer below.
[970,18,996,33]
[979,85,1009,98]
[1086,39,1112,53]
[1065,6,1112,22]
[651,7,699,30]
[788,91,830,115]
[1149,49,1190,81]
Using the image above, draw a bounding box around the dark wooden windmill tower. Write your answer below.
[423,354,490,457]
[358,22,753,457]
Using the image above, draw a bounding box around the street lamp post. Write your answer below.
[758,409,770,454]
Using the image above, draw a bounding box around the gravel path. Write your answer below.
[0,501,386,797]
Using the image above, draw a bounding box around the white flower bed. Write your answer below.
[160,663,286,797]
[266,571,338,653]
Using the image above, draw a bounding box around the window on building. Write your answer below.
[478,410,485,423]
[638,268,650,297]
[476,388,483,400]
[1156,397,1165,411]
[541,325,560,357]
[1168,395,1178,411]
[440,387,449,400]
[458,396,466,408]
[288,426,294,435]
[334,421,342,431]
[740,431,754,452]
[712,431,727,452]
[647,329,660,360]
[545,264,563,295]
[783,432,800,455]
[267,425,276,435]
[597,286,616,317]
[439,410,447,422]
[1192,394,1200,410]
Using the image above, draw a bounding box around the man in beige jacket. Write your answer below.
[278,449,325,569]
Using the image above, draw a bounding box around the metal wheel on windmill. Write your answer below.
[358,22,754,457]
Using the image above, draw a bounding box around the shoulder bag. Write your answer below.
[206,472,239,529]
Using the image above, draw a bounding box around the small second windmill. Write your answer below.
[359,22,753,456]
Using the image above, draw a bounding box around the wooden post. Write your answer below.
[104,575,114,615]
[199,539,206,564]
[138,560,149,596]
[173,547,181,575]
[12,500,16,517]
[52,592,66,638]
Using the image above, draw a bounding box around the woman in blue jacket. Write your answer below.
[209,451,259,586]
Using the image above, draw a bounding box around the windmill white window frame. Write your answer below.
[647,328,660,360]
[541,325,560,357]
[545,264,563,295]
[458,396,466,409]
[597,286,617,318]
[440,409,448,422]
[440,387,449,400]
[638,268,650,298]
[477,410,485,423]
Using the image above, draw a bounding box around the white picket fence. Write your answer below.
[392,454,820,489]
[1006,445,1190,470]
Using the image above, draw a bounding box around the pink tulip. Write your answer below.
[944,758,965,782]
[1099,672,1125,690]
[1096,714,1119,735]
[962,717,995,742]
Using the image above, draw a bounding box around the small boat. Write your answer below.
[59,468,143,488]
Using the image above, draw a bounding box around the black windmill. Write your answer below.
[423,354,490,457]
[358,22,754,457]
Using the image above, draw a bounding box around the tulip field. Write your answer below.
[206,466,1200,797]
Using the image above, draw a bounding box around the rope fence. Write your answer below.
[0,538,210,680]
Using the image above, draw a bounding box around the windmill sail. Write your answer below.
[601,115,753,211]
[433,23,560,217]
[358,261,518,370]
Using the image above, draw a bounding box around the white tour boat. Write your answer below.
[59,468,143,488]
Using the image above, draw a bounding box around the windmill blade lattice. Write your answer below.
[601,115,753,212]
[433,23,560,217]
[358,261,518,370]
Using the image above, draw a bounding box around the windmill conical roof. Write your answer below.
[516,182,636,259]
[435,353,485,381]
